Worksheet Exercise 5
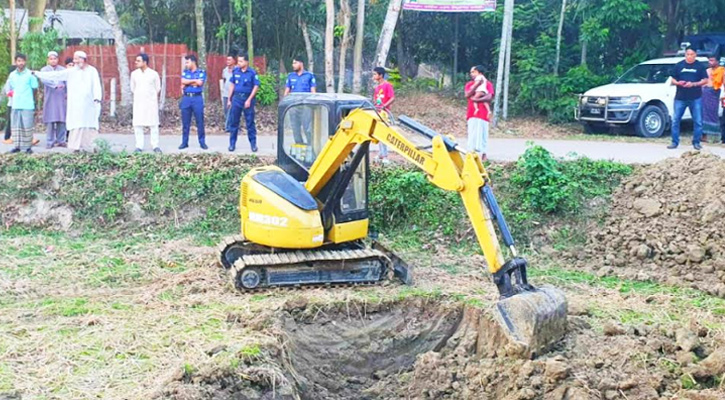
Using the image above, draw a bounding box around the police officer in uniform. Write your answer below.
[284,57,316,145]
[179,54,208,150]
[226,54,260,152]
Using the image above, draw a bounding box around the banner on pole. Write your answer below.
[402,0,496,12]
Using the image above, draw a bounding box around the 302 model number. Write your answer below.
[249,212,289,227]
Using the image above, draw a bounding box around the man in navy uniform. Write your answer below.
[226,54,260,152]
[284,57,316,145]
[179,54,208,150]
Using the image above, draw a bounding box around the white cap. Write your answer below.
[74,51,87,59]
[47,51,58,58]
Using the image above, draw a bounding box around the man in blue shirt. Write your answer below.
[284,57,316,145]
[226,54,260,152]
[7,54,39,154]
[179,54,208,150]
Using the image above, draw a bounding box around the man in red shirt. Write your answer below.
[372,67,395,162]
[464,65,494,161]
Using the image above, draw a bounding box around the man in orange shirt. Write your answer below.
[704,55,724,142]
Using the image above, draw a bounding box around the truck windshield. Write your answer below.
[616,64,674,84]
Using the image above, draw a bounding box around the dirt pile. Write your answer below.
[159,298,722,400]
[565,152,725,297]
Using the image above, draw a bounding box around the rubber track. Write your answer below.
[228,247,391,292]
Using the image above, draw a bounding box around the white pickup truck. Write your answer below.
[576,57,713,138]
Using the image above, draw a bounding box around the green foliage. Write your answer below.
[369,167,462,237]
[508,145,632,214]
[256,74,278,106]
[19,29,62,70]
[0,151,260,234]
[398,77,442,93]
[516,64,611,123]
[386,68,402,90]
[0,150,630,247]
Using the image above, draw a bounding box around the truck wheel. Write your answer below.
[582,122,607,135]
[635,105,666,138]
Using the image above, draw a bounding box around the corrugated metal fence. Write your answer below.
[60,44,267,101]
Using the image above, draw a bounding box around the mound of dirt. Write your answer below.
[564,152,725,297]
[160,298,721,400]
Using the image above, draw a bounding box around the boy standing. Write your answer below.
[372,67,395,162]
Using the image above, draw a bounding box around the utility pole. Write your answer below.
[10,0,17,62]
[493,0,514,127]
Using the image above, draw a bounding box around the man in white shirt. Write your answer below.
[222,53,236,132]
[130,53,162,153]
[34,51,102,152]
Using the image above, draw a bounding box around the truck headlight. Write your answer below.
[580,96,588,104]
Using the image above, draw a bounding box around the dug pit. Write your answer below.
[161,298,722,400]
[278,301,464,399]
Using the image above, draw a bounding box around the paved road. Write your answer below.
[2,133,724,164]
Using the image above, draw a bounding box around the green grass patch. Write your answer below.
[41,297,101,317]
[533,266,725,321]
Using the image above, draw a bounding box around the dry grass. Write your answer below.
[1,229,725,399]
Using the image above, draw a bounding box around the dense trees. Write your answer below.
[9,0,725,121]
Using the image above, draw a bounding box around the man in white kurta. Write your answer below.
[34,51,102,152]
[130,54,161,153]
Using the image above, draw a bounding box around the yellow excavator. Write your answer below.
[218,93,567,357]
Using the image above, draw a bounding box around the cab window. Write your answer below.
[340,146,367,214]
[282,104,330,169]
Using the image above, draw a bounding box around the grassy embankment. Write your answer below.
[1,148,724,397]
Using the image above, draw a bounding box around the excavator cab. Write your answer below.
[276,94,376,245]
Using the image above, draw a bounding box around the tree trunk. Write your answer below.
[452,13,459,86]
[553,0,566,75]
[9,0,16,62]
[27,0,47,33]
[580,35,587,66]
[227,0,234,56]
[246,0,254,61]
[373,0,402,68]
[493,0,514,127]
[194,0,207,69]
[337,0,352,93]
[103,0,132,109]
[325,0,335,92]
[352,0,365,94]
[301,19,314,73]
[503,11,513,120]
[143,0,154,42]
[664,0,680,50]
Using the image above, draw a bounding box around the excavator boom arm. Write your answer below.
[303,107,567,358]
[304,109,516,284]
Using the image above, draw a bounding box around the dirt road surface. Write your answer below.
[3,132,724,163]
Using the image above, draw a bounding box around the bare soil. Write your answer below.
[2,154,725,399]
[160,294,725,400]
[562,152,725,298]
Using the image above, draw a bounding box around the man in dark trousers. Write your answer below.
[284,57,316,145]
[179,54,208,150]
[3,65,16,143]
[669,47,708,150]
[226,54,259,153]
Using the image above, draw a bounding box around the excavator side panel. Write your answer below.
[328,219,369,244]
[241,167,325,249]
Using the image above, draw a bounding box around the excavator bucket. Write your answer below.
[493,286,567,359]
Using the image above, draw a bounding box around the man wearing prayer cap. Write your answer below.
[34,50,102,152]
[38,51,67,148]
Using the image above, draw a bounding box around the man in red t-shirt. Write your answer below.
[372,67,395,161]
[464,65,494,161]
